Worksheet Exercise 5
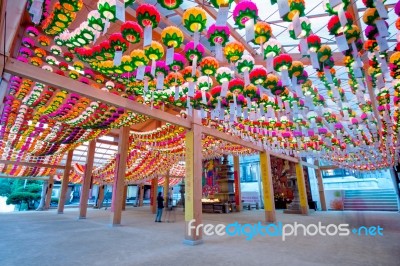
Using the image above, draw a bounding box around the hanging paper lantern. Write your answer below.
[73,61,84,71]
[288,17,311,39]
[192,90,210,109]
[69,70,79,79]
[95,74,105,83]
[34,48,47,58]
[243,84,259,100]
[63,52,74,62]
[130,49,149,67]
[157,0,183,10]
[283,0,306,22]
[197,76,213,90]
[161,26,184,48]
[98,0,117,22]
[50,45,62,55]
[209,85,221,106]
[121,21,143,44]
[137,4,161,28]
[289,61,304,77]
[215,67,232,84]
[227,78,244,96]
[263,38,281,58]
[169,53,186,72]
[317,45,332,63]
[224,42,244,63]
[207,24,230,46]
[250,67,267,85]
[182,7,207,32]
[364,40,378,53]
[155,60,170,77]
[274,54,292,72]
[87,10,104,32]
[59,0,83,12]
[253,21,272,45]
[38,35,51,46]
[236,55,255,74]
[181,66,199,82]
[30,57,43,67]
[42,3,78,35]
[200,57,219,76]
[264,74,279,90]
[19,47,32,58]
[270,80,285,96]
[324,0,350,15]
[345,25,360,43]
[22,37,35,48]
[184,41,205,62]
[144,41,164,61]
[59,61,69,71]
[307,34,321,52]
[363,8,381,26]
[327,12,354,35]
[209,0,234,8]
[109,33,129,53]
[232,0,258,29]
[26,26,39,37]
[166,72,184,87]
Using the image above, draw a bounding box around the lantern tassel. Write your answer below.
[281,68,290,86]
[144,25,152,47]
[191,57,197,76]
[166,46,174,65]
[151,59,156,76]
[266,54,274,73]
[113,50,122,66]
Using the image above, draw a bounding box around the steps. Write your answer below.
[343,189,399,211]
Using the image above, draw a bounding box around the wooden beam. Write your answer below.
[111,126,130,225]
[202,126,263,152]
[5,58,192,129]
[319,165,339,170]
[269,151,299,163]
[0,0,27,73]
[79,139,96,219]
[260,151,276,222]
[0,159,65,169]
[96,139,118,146]
[58,149,73,214]
[300,160,319,169]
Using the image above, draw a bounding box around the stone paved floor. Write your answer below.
[0,207,399,266]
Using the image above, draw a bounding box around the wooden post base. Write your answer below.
[301,206,309,215]
[265,210,276,223]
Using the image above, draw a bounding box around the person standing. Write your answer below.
[155,192,164,222]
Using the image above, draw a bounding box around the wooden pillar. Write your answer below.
[151,177,158,214]
[79,139,96,219]
[44,175,54,210]
[95,184,105,209]
[315,161,327,211]
[139,184,144,207]
[110,126,129,226]
[164,173,170,208]
[296,163,309,215]
[58,149,73,214]
[122,185,128,211]
[259,151,276,223]
[233,156,242,212]
[184,123,203,245]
